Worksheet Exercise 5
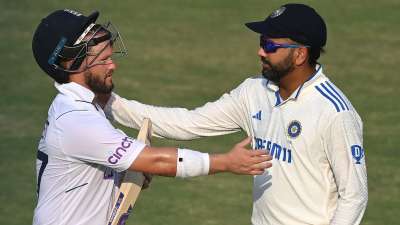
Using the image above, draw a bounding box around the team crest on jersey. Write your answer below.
[351,145,365,164]
[270,6,286,18]
[287,120,302,138]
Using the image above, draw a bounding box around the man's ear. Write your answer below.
[294,47,308,66]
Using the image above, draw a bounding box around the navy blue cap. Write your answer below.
[245,4,327,48]
[32,9,99,83]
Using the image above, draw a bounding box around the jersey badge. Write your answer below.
[351,145,365,164]
[252,110,262,120]
[287,120,302,138]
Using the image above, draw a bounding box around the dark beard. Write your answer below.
[261,51,295,83]
[85,71,114,94]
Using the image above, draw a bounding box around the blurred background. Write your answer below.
[0,0,399,224]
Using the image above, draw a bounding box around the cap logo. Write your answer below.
[270,6,286,18]
[63,9,82,17]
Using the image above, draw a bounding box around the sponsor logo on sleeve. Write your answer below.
[351,145,365,164]
[108,137,134,164]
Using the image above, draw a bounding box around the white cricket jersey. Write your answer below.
[33,82,146,225]
[105,65,368,225]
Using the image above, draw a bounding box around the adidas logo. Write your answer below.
[252,110,262,120]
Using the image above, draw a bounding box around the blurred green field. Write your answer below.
[0,0,399,224]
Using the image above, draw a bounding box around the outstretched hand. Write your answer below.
[224,137,272,175]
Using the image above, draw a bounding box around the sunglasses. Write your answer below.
[259,36,309,53]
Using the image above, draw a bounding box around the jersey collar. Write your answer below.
[55,82,95,103]
[266,64,323,106]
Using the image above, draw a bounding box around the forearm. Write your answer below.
[329,161,368,225]
[129,147,235,176]
[128,138,272,177]
[129,147,178,176]
[330,196,368,225]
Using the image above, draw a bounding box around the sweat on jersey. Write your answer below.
[33,82,146,225]
[105,65,368,225]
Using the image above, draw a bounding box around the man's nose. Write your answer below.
[107,60,117,70]
[258,47,267,57]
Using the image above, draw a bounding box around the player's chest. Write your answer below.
[249,97,320,163]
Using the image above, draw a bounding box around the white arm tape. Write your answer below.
[176,149,210,178]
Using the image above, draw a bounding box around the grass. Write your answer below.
[0,0,399,224]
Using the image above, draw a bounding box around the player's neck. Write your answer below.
[69,73,92,91]
[278,65,316,100]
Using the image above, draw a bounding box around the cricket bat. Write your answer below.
[108,118,152,225]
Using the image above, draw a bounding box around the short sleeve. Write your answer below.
[58,111,146,172]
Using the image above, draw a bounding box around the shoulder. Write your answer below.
[49,93,98,121]
[219,75,269,108]
[52,96,115,139]
[312,77,353,113]
[310,77,362,128]
[242,75,268,87]
[229,75,268,95]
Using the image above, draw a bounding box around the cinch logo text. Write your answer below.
[108,137,133,164]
